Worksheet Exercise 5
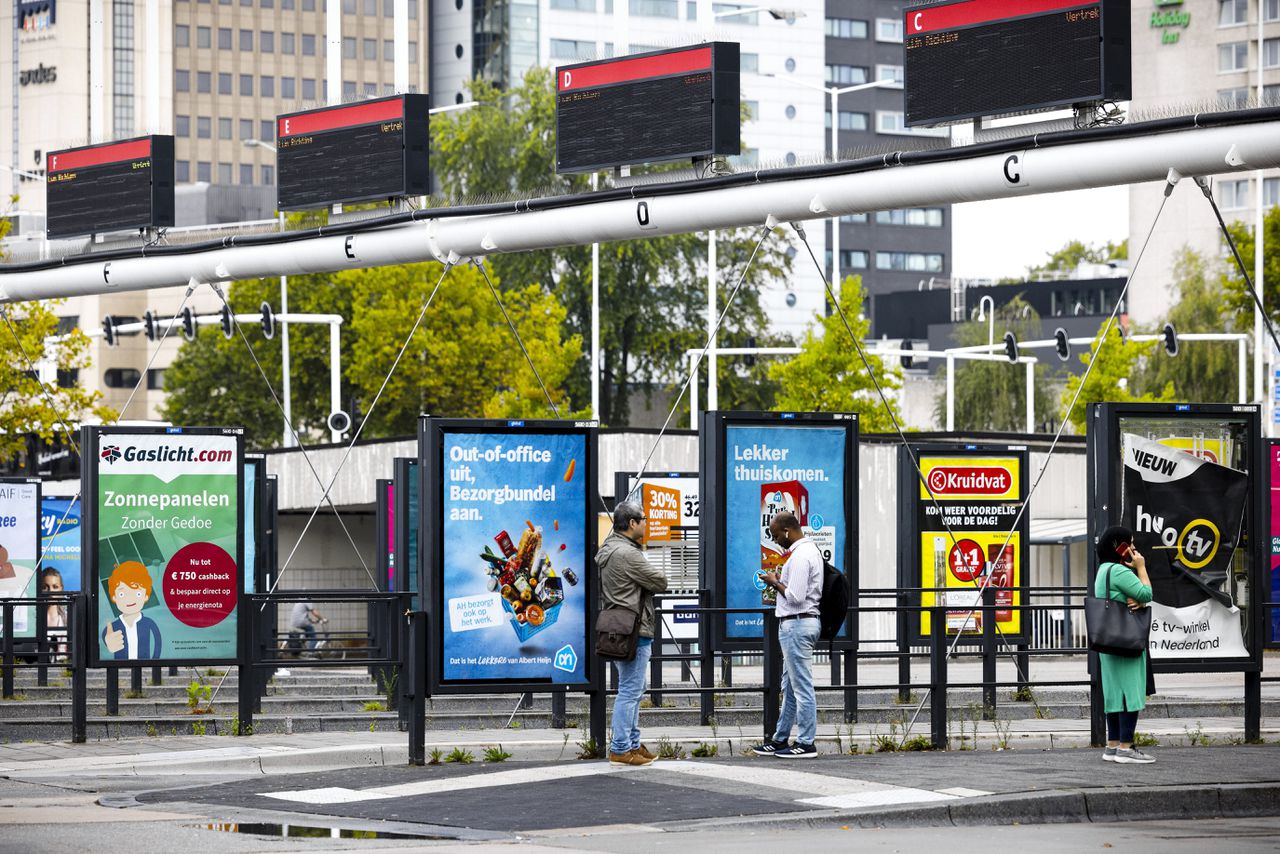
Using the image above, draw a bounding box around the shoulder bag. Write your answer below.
[595,592,648,661]
[1084,564,1152,657]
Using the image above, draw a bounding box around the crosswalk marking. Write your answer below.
[655,761,904,797]
[798,789,957,809]
[936,787,992,798]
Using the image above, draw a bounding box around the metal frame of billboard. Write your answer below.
[419,417,601,695]
[699,410,859,653]
[375,477,393,593]
[244,455,267,595]
[1087,402,1264,673]
[392,456,417,602]
[896,443,1031,647]
[82,425,245,668]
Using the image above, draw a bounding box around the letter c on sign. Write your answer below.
[1003,154,1021,185]
[344,235,355,259]
[913,12,922,31]
[563,71,572,88]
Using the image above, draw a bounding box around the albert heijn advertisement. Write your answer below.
[904,446,1028,644]
[702,411,858,648]
[422,418,596,693]
[0,479,41,639]
[1124,433,1250,659]
[85,427,244,666]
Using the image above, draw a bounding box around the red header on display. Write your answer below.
[557,46,713,92]
[905,0,1098,36]
[48,138,152,173]
[278,98,406,138]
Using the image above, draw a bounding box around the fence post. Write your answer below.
[551,688,566,729]
[1087,651,1105,747]
[151,665,162,686]
[589,647,607,757]
[1245,669,1261,743]
[929,604,948,749]
[649,603,664,707]
[237,593,255,736]
[698,590,714,726]
[896,591,911,703]
[1015,643,1030,696]
[408,610,426,766]
[762,611,781,741]
[981,586,996,720]
[131,666,143,695]
[2,602,14,699]
[844,597,857,723]
[36,595,48,687]
[105,667,119,716]
[71,595,87,743]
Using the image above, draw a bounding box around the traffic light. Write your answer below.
[1003,331,1019,364]
[143,310,158,342]
[1054,327,1070,363]
[181,306,196,341]
[219,304,234,340]
[102,316,117,347]
[260,302,276,340]
[900,338,914,369]
[1162,322,1179,357]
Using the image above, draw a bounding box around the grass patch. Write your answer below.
[483,745,513,762]
[428,748,444,765]
[1010,686,1036,703]
[362,701,387,712]
[123,690,146,700]
[1184,722,1213,747]
[576,734,602,760]
[690,742,719,758]
[901,735,936,752]
[191,721,206,736]
[656,736,686,760]
[444,747,475,764]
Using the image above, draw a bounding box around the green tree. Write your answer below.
[1061,324,1174,433]
[936,296,1058,433]
[431,67,792,425]
[1137,248,1242,403]
[1026,238,1128,280]
[1219,203,1280,329]
[768,277,901,431]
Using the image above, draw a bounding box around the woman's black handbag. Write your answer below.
[1085,565,1152,657]
[595,594,647,661]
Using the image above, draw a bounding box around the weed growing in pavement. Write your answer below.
[206,668,225,677]
[123,690,145,700]
[186,680,212,712]
[901,735,935,752]
[656,736,686,760]
[1184,722,1213,747]
[874,720,900,753]
[1010,686,1036,703]
[894,692,920,705]
[369,721,377,733]
[428,748,444,765]
[145,722,158,737]
[1132,732,1159,748]
[576,733,602,760]
[230,717,253,736]
[191,721,206,736]
[988,704,1011,750]
[444,748,475,764]
[508,720,523,729]
[483,745,512,763]
[363,701,387,712]
[691,742,719,758]
[377,670,398,708]
[557,732,571,760]
[61,668,74,679]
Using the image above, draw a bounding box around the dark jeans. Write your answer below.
[1106,710,1139,744]
[295,622,317,650]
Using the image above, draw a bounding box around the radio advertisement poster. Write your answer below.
[440,431,587,684]
[723,424,847,639]
[1123,433,1249,659]
[0,481,40,638]
[92,429,242,664]
[915,453,1025,640]
[40,497,82,593]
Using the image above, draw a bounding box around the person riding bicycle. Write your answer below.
[289,601,326,654]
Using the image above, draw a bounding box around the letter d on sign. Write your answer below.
[563,71,572,88]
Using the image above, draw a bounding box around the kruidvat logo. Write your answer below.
[926,466,1013,496]
[100,445,121,464]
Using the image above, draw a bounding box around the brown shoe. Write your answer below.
[635,744,657,761]
[608,749,654,766]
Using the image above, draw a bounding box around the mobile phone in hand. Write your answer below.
[1115,541,1133,561]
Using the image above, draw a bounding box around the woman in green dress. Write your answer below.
[1095,525,1155,765]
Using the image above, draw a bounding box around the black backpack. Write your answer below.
[818,561,850,642]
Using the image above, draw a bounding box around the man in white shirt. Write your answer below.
[752,511,823,758]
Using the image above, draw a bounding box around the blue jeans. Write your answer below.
[609,638,653,755]
[773,617,820,745]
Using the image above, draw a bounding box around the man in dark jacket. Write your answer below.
[597,500,668,766]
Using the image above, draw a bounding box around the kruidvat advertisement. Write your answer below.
[1123,433,1249,659]
[441,432,587,684]
[915,453,1025,639]
[92,430,242,663]
[0,481,40,638]
[723,424,846,639]
[1271,443,1280,645]
[40,497,82,593]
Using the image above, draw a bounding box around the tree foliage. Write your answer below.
[1219,203,1280,331]
[936,296,1059,433]
[768,277,901,431]
[1026,238,1128,280]
[1061,325,1174,433]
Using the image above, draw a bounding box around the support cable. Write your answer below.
[473,261,561,418]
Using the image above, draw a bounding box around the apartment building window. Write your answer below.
[197,116,212,138]
[409,0,417,18]
[550,38,593,59]
[197,161,212,182]
[713,3,758,24]
[219,72,232,94]
[176,24,190,47]
[342,0,354,11]
[281,76,295,98]
[240,164,254,184]
[146,369,166,391]
[1218,178,1250,209]
[218,28,231,49]
[875,207,945,227]
[302,78,317,99]
[826,64,867,85]
[876,17,903,43]
[551,0,594,9]
[826,249,869,269]
[343,37,356,58]
[364,0,376,13]
[876,251,944,272]
[282,0,293,7]
[1266,38,1280,68]
[839,213,868,224]
[1265,177,1280,207]
[176,161,191,182]
[176,115,191,136]
[302,34,317,55]
[1266,84,1280,101]
[1219,41,1249,71]
[1268,0,1280,22]
[740,52,758,72]
[342,80,356,99]
[824,110,868,131]
[262,165,274,185]
[262,0,274,6]
[630,0,677,17]
[239,118,253,139]
[103,369,142,389]
[409,41,418,62]
[383,39,393,60]
[218,162,232,183]
[877,110,949,136]
[383,0,392,13]
[260,120,273,140]
[197,71,211,93]
[175,69,190,91]
[113,0,135,138]
[281,33,295,54]
[240,74,253,95]
[363,38,376,60]
[240,29,252,50]
[218,117,232,139]
[877,64,904,86]
[261,31,274,53]
[197,25,211,48]
[261,75,275,97]
[742,100,758,120]
[825,18,867,39]
[303,0,315,8]
[1219,86,1250,108]
[1219,0,1248,26]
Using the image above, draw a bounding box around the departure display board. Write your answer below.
[556,43,740,174]
[276,94,430,210]
[46,136,175,239]
[904,0,1131,127]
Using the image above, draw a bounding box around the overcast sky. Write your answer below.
[950,185,1130,281]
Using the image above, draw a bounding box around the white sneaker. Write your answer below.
[1113,747,1155,764]
[1102,747,1117,762]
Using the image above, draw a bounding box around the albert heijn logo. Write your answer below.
[925,465,1014,497]
[553,644,578,673]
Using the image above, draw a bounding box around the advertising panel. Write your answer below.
[39,496,80,643]
[243,460,260,594]
[85,427,243,665]
[423,419,596,693]
[1271,441,1280,646]
[903,446,1028,644]
[701,412,858,649]
[1123,434,1249,659]
[393,458,418,602]
[0,479,41,638]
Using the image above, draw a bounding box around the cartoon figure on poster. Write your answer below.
[102,561,163,659]
[1123,434,1249,658]
[441,432,587,683]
